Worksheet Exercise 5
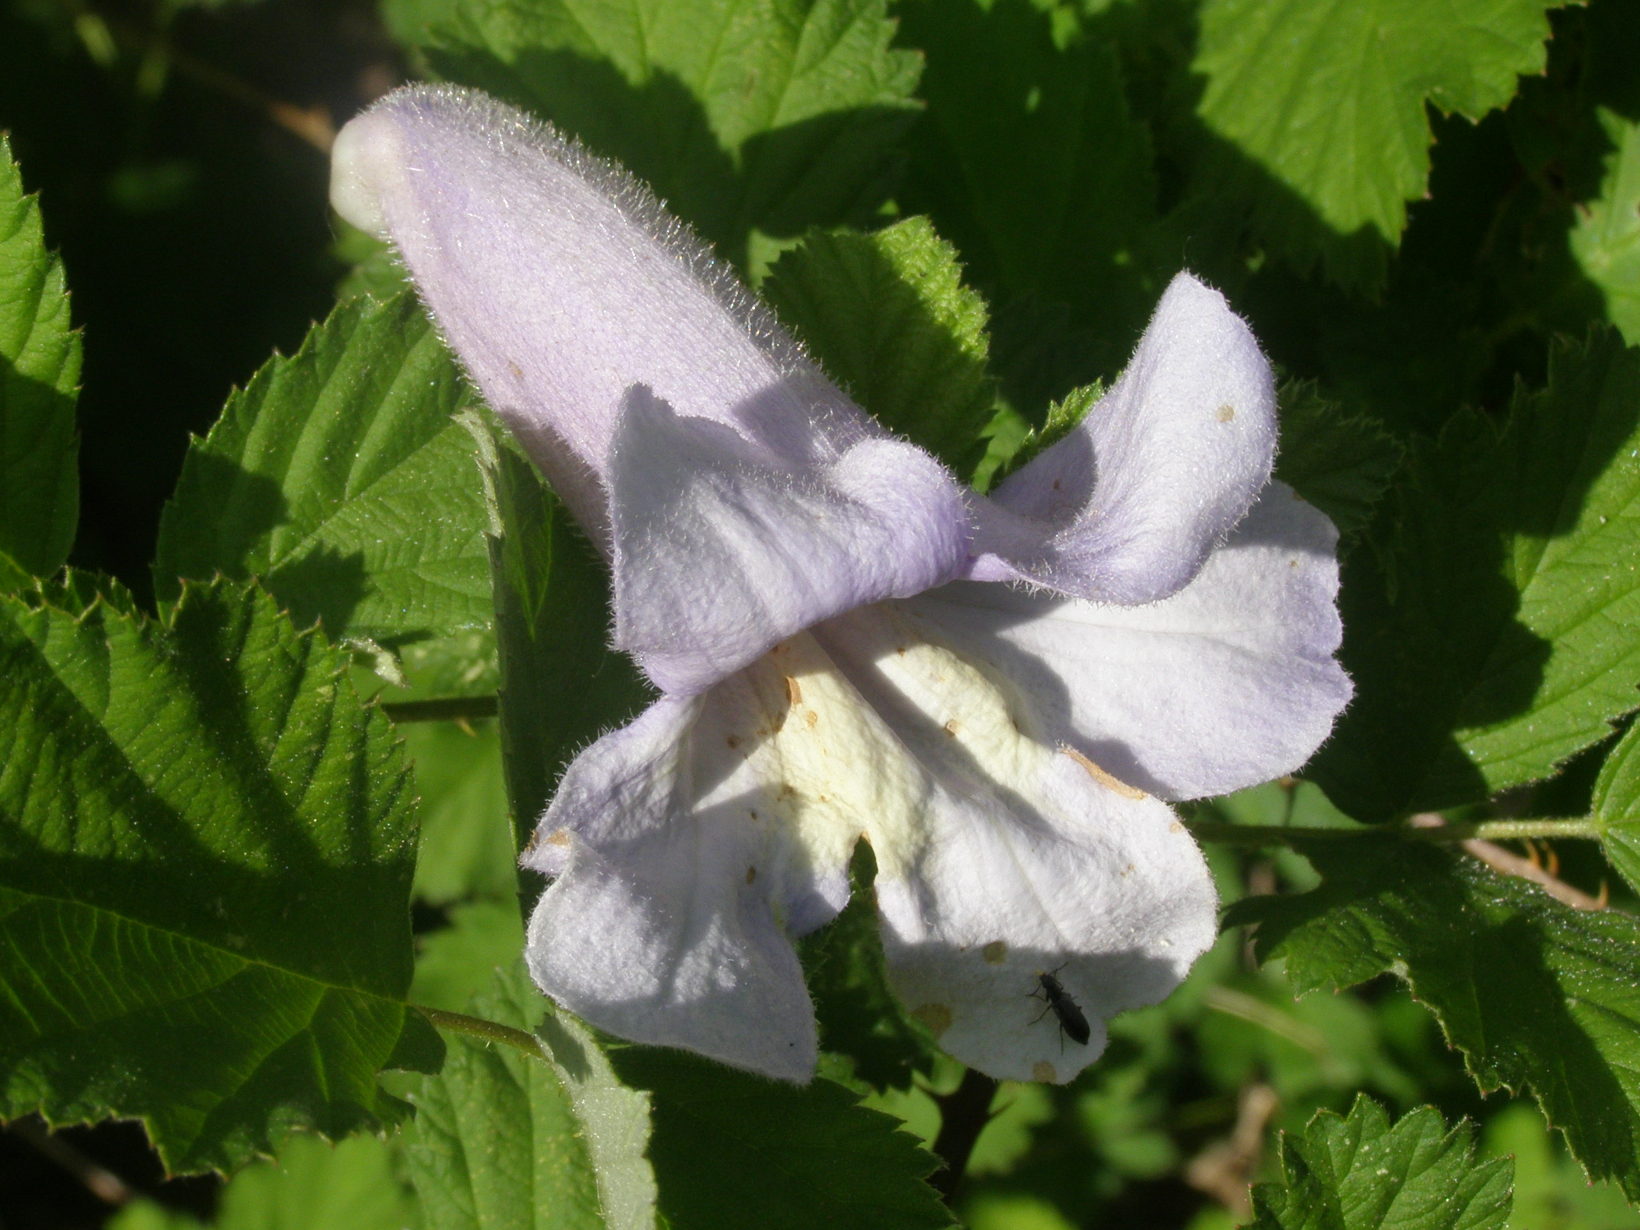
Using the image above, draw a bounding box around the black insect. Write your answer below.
[1030,969,1091,1048]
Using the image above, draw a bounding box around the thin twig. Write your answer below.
[1409,813,1608,910]
[12,1116,135,1206]
[1184,1083,1279,1218]
[66,2,337,151]
[1461,838,1607,910]
[381,695,500,724]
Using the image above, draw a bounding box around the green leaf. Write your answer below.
[614,1050,954,1230]
[410,0,920,272]
[1244,1096,1512,1230]
[155,292,491,654]
[1571,109,1640,348]
[1191,0,1563,291]
[0,580,440,1174]
[402,967,656,1230]
[410,900,526,1013]
[1485,1102,1640,1230]
[1232,837,1640,1202]
[1593,720,1640,896]
[764,217,997,474]
[108,1131,417,1230]
[1315,330,1640,819]
[1272,381,1403,538]
[894,0,1161,392]
[981,381,1101,487]
[0,133,79,581]
[474,418,650,845]
[404,718,516,905]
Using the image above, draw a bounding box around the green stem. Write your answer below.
[418,1006,545,1059]
[1186,821,1368,846]
[929,1069,999,1203]
[1187,816,1599,848]
[1441,817,1599,842]
[382,695,500,723]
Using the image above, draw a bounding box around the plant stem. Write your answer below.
[382,695,500,723]
[1440,817,1599,842]
[1187,816,1599,848]
[418,1006,545,1059]
[929,1069,998,1203]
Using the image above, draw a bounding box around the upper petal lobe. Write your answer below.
[970,273,1278,606]
[912,483,1352,801]
[610,389,970,694]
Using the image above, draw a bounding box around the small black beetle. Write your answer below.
[1031,969,1091,1047]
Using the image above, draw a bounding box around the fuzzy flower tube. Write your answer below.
[331,85,1352,1084]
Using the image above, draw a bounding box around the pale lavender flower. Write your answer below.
[331,85,1351,1083]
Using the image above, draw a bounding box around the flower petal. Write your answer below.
[971,273,1277,605]
[330,85,878,530]
[521,694,838,1082]
[808,605,1217,1084]
[609,388,970,695]
[872,751,1215,1084]
[911,483,1351,801]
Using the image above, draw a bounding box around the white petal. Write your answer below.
[330,85,877,529]
[872,750,1215,1084]
[522,695,836,1081]
[972,273,1277,605]
[527,595,1227,1083]
[526,834,818,1081]
[609,389,969,695]
[911,484,1352,801]
[810,606,1218,1083]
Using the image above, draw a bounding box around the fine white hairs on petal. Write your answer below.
[913,483,1352,801]
[608,388,970,695]
[327,85,883,531]
[972,272,1278,607]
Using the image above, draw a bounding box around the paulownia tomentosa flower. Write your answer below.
[331,85,1351,1084]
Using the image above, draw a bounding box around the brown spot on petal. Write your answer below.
[726,734,742,749]
[1170,821,1185,834]
[982,941,1008,965]
[748,809,760,821]
[804,709,819,729]
[508,361,524,380]
[943,719,961,738]
[1216,403,1235,423]
[1062,747,1148,800]
[746,866,757,884]
[545,830,572,847]
[784,675,803,707]
[777,783,797,800]
[911,1003,953,1037]
[1031,1061,1057,1083]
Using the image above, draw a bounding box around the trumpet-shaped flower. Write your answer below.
[331,85,1351,1083]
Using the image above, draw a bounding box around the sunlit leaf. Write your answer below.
[0,580,439,1174]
